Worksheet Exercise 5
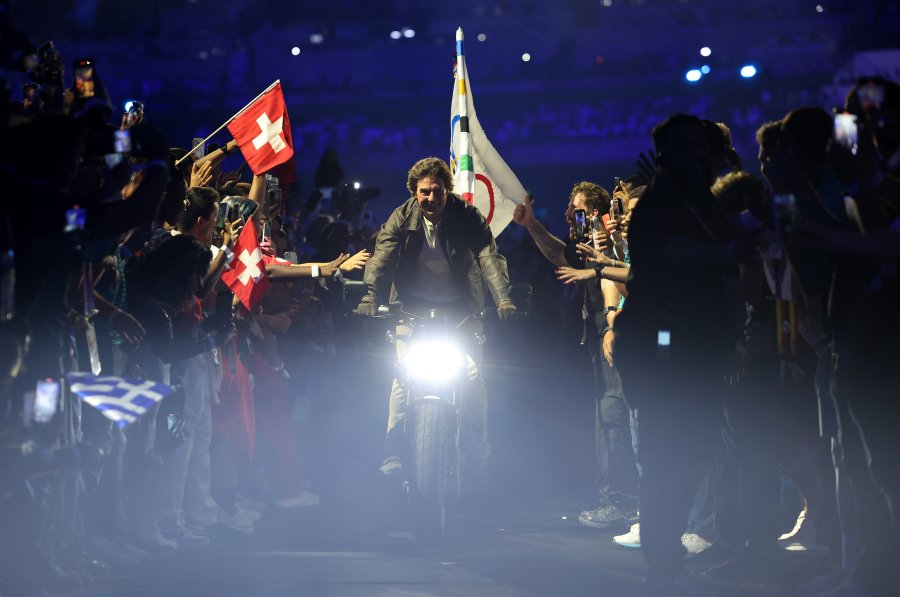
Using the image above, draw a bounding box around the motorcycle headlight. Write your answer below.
[401,340,465,383]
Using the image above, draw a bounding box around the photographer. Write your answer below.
[512,181,638,531]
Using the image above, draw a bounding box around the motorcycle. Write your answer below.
[346,282,531,545]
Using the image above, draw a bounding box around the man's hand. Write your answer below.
[356,299,378,317]
[340,250,371,272]
[636,149,659,181]
[109,309,145,345]
[190,161,214,188]
[575,242,616,266]
[602,329,615,366]
[556,266,596,284]
[512,194,537,228]
[497,299,518,320]
[322,254,350,277]
[591,228,610,252]
[222,218,244,249]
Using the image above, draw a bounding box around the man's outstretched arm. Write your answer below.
[512,195,569,267]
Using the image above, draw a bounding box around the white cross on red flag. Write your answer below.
[227,82,294,176]
[220,216,270,310]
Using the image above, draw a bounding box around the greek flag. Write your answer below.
[66,372,172,428]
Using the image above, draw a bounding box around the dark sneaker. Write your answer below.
[578,503,627,530]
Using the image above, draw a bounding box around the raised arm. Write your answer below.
[512,195,569,267]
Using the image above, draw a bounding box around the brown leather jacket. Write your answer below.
[362,194,511,314]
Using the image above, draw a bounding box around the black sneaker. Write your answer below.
[578,503,628,530]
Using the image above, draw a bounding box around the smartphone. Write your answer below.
[34,379,60,424]
[191,137,206,160]
[573,208,587,238]
[65,206,86,232]
[834,112,858,153]
[114,130,131,154]
[73,58,95,99]
[611,198,624,220]
[657,329,671,348]
[123,100,144,128]
[283,251,298,264]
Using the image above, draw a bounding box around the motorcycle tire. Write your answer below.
[411,399,449,546]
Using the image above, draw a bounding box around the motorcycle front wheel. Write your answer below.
[411,399,449,546]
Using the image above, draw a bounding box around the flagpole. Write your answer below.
[175,79,281,166]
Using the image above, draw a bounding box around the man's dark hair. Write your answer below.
[570,181,611,214]
[702,120,742,170]
[651,113,703,155]
[407,157,454,196]
[711,171,767,216]
[755,120,783,157]
[782,107,833,164]
[176,186,219,231]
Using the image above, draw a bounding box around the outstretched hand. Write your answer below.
[322,253,350,277]
[575,242,616,266]
[556,266,595,284]
[340,249,371,272]
[512,194,536,227]
[191,161,214,188]
[636,149,659,181]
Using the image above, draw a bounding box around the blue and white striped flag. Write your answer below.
[66,372,173,428]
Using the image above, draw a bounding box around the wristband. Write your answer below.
[311,264,320,278]
[594,264,606,279]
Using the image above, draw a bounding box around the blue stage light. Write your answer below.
[685,69,702,83]
[740,64,758,78]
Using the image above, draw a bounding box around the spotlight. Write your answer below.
[477,33,487,42]
[353,181,361,190]
[816,4,824,12]
[685,69,702,83]
[291,47,300,56]
[521,53,531,62]
[740,64,758,78]
[402,28,415,38]
[700,65,711,74]
[124,100,135,112]
[310,33,324,44]
[700,46,711,57]
[390,30,401,40]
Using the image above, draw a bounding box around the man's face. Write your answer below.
[565,192,599,226]
[416,177,447,223]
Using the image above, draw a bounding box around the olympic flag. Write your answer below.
[450,28,526,237]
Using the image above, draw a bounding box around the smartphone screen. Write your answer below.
[73,59,95,99]
[574,209,586,237]
[34,379,60,424]
[65,206,86,232]
[657,329,671,348]
[114,130,131,154]
[191,138,206,160]
[834,112,858,153]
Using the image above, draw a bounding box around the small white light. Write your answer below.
[685,69,702,82]
[522,53,531,62]
[561,516,568,520]
[815,4,824,12]
[403,28,415,38]
[601,0,612,6]
[700,65,711,74]
[700,46,711,57]
[740,64,758,78]
[310,33,324,44]
[390,30,401,40]
[353,181,361,190]
[477,33,487,42]
[291,47,300,56]
[124,100,135,112]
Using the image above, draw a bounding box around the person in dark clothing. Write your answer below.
[614,114,740,590]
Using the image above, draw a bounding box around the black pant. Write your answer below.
[595,357,638,511]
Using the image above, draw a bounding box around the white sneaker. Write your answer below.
[778,510,806,542]
[275,491,320,508]
[236,494,267,513]
[134,524,178,553]
[239,506,262,522]
[218,509,255,534]
[681,532,712,556]
[614,523,641,548]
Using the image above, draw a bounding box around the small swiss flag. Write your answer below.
[227,83,294,176]
[221,216,270,310]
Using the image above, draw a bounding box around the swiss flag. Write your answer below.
[221,216,270,310]
[227,83,294,176]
